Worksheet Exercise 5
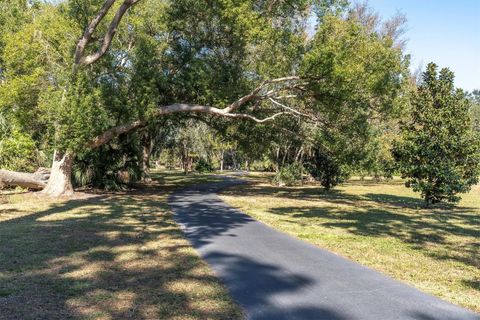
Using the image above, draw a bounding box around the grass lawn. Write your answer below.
[0,172,242,320]
[220,176,480,312]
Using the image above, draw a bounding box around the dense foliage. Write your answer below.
[0,0,478,203]
[393,63,480,203]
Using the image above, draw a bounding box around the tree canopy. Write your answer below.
[0,0,478,203]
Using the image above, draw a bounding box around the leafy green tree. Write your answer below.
[0,1,68,171]
[469,90,480,132]
[298,12,409,190]
[393,63,480,204]
[0,0,409,196]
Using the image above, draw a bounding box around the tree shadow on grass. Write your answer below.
[226,181,478,211]
[222,180,480,271]
[267,202,479,268]
[363,193,427,208]
[223,184,365,208]
[0,176,348,320]
[463,279,480,291]
[361,193,477,212]
[0,189,242,319]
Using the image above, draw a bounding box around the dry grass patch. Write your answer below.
[221,177,480,312]
[0,172,241,320]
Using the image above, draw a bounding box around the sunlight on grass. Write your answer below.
[0,171,241,320]
[221,178,480,312]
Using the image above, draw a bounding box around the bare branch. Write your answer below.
[74,0,116,65]
[225,76,302,113]
[269,98,305,117]
[87,119,146,149]
[75,0,141,66]
[268,98,325,125]
[156,103,292,123]
[221,112,290,123]
[86,103,292,149]
[275,94,298,99]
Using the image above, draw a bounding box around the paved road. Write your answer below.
[169,177,479,320]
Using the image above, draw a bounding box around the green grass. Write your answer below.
[0,171,241,320]
[220,176,480,312]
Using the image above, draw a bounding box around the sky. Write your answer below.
[367,0,480,92]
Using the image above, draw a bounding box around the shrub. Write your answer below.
[0,130,37,172]
[305,151,349,191]
[73,136,142,190]
[273,163,303,186]
[195,158,214,173]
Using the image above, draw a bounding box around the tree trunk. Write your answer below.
[0,168,50,190]
[140,131,153,181]
[142,147,151,181]
[275,147,281,172]
[181,155,187,174]
[41,151,75,197]
[187,157,193,173]
[220,150,225,172]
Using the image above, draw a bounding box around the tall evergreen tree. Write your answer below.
[393,63,480,204]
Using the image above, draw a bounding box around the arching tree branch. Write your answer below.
[87,120,146,149]
[86,102,296,149]
[84,74,325,150]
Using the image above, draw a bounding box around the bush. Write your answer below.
[195,158,214,173]
[0,130,37,172]
[273,163,303,186]
[305,151,349,191]
[73,136,142,190]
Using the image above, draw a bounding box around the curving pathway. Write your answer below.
[169,177,479,320]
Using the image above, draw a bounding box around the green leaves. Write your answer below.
[302,14,408,117]
[4,0,474,203]
[393,63,480,204]
[0,2,79,167]
[0,129,37,171]
[297,13,409,186]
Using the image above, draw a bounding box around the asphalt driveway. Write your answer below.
[169,177,479,320]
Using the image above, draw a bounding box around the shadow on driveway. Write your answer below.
[170,177,479,320]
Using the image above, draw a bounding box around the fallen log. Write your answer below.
[0,168,50,190]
